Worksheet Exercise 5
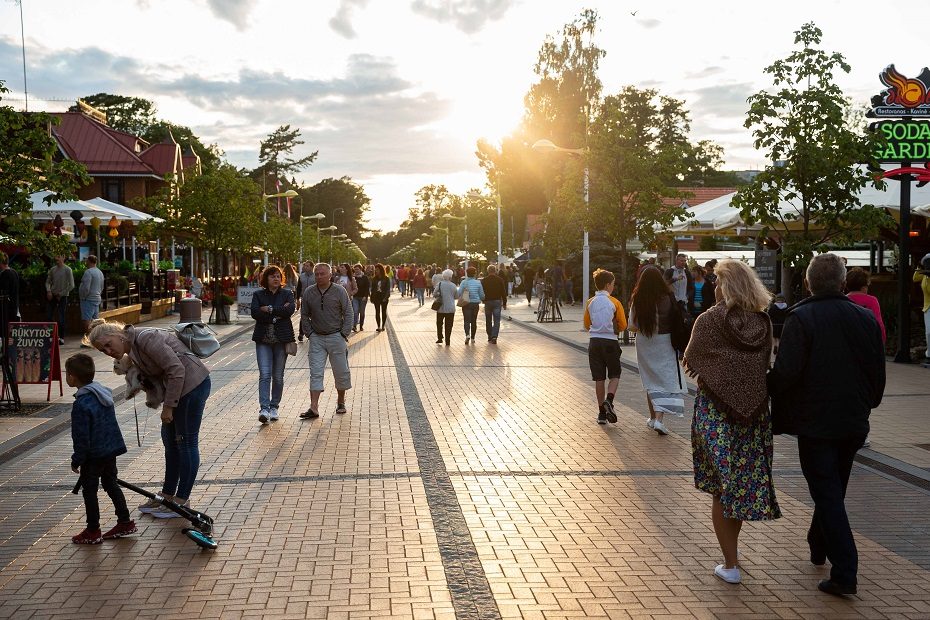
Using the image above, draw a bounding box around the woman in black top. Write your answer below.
[250,265,296,424]
[352,263,370,332]
[370,263,391,332]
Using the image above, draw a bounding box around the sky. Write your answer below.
[2,0,929,233]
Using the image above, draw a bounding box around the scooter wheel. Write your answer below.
[183,528,218,550]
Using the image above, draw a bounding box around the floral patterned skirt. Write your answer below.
[691,389,781,521]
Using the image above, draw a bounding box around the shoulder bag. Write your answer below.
[667,294,689,353]
[431,283,443,312]
[457,283,470,307]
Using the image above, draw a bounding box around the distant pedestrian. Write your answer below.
[563,264,575,305]
[683,260,780,585]
[583,269,627,425]
[523,264,535,305]
[299,262,353,419]
[412,268,427,306]
[433,269,458,345]
[66,353,136,544]
[845,268,886,343]
[766,295,789,350]
[283,263,299,293]
[352,264,369,332]
[917,253,930,363]
[688,265,715,320]
[370,263,391,332]
[297,261,314,342]
[629,266,687,435]
[0,252,21,343]
[336,263,358,299]
[457,266,485,344]
[79,255,104,336]
[704,259,718,284]
[768,253,885,597]
[482,265,506,344]
[251,265,296,424]
[664,253,694,313]
[46,255,74,344]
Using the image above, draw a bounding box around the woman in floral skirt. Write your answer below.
[683,259,781,585]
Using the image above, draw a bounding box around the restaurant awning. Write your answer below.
[29,191,122,221]
[84,197,164,223]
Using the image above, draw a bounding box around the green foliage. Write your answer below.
[265,213,300,265]
[301,177,371,239]
[731,23,889,270]
[80,93,157,136]
[257,125,318,178]
[145,122,224,173]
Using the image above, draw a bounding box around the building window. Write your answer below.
[101,178,124,204]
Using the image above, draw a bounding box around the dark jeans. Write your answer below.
[563,280,574,304]
[461,302,479,338]
[436,312,454,343]
[373,298,389,328]
[525,282,532,304]
[162,376,211,500]
[484,299,503,339]
[798,434,865,586]
[46,296,68,338]
[353,297,368,328]
[79,456,130,530]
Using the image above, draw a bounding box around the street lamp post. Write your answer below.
[318,226,337,264]
[332,233,348,263]
[532,139,590,307]
[262,189,298,266]
[443,213,467,270]
[299,212,326,266]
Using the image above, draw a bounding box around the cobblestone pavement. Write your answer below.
[0,296,928,618]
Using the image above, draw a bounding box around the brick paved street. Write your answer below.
[0,296,929,618]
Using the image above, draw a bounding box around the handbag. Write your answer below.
[457,284,470,307]
[667,294,689,353]
[284,341,298,356]
[172,322,221,358]
[431,283,443,312]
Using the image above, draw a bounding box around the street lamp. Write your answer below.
[332,233,348,263]
[443,213,467,269]
[468,190,504,265]
[262,189,299,266]
[318,225,337,264]
[299,212,326,265]
[532,138,590,307]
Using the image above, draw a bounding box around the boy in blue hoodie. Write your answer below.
[67,353,136,544]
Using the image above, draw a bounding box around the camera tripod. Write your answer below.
[535,284,563,323]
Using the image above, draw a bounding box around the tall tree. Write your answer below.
[731,22,887,300]
[301,177,370,240]
[80,93,157,136]
[257,125,318,185]
[0,81,91,257]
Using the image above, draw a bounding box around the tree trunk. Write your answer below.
[619,238,630,305]
[780,261,795,304]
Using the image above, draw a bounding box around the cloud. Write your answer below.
[205,0,258,31]
[637,17,661,29]
[688,82,754,118]
[685,66,725,80]
[410,0,516,34]
[329,0,370,39]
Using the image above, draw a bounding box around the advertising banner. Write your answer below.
[237,286,257,317]
[7,322,63,400]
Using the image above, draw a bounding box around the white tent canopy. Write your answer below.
[29,191,122,221]
[85,197,164,223]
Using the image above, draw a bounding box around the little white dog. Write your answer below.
[113,354,165,409]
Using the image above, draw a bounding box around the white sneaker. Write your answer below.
[269,408,279,421]
[862,433,870,448]
[714,564,741,584]
[151,500,187,519]
[258,409,269,423]
[138,497,164,514]
[646,418,656,430]
[654,420,669,435]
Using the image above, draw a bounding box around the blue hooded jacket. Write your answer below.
[71,382,127,468]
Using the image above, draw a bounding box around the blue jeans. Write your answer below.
[484,300,502,339]
[414,288,425,305]
[161,375,210,501]
[353,297,368,328]
[462,302,479,338]
[256,342,287,410]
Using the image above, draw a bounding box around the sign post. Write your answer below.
[754,248,779,292]
[5,322,63,401]
[868,64,930,363]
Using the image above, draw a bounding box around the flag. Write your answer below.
[275,178,282,215]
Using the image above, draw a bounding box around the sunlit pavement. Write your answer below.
[0,294,928,618]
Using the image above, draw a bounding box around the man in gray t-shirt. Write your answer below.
[45,255,74,343]
[299,263,353,420]
[79,255,105,334]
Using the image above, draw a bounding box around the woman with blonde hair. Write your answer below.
[85,319,211,518]
[683,259,781,585]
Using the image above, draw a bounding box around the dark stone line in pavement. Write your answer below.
[385,327,502,620]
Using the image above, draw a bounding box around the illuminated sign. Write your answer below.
[869,65,930,118]
[872,119,930,162]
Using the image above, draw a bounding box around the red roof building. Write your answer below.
[49,101,201,206]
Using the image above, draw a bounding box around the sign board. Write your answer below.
[237,286,257,317]
[6,322,63,400]
[872,119,930,162]
[868,65,930,118]
[754,248,778,292]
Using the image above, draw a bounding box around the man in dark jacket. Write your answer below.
[768,253,885,597]
[482,265,507,344]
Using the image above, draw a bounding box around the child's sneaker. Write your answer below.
[102,520,138,539]
[72,528,102,544]
[138,497,165,514]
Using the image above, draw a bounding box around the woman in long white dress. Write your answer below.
[629,266,687,435]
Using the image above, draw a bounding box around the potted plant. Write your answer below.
[212,293,235,324]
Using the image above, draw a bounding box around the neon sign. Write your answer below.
[872,119,930,163]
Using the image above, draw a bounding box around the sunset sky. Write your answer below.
[2,0,929,232]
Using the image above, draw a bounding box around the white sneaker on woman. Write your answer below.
[646,418,655,430]
[654,420,669,435]
[269,408,279,421]
[258,409,269,424]
[714,564,741,584]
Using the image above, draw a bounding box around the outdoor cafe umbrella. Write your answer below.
[28,191,122,221]
[85,197,165,223]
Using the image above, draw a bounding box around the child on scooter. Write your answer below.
[67,353,137,544]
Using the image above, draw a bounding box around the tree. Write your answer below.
[145,122,224,173]
[172,166,263,295]
[257,125,318,184]
[80,93,157,136]
[301,177,370,239]
[0,81,90,258]
[731,23,887,300]
[586,87,697,301]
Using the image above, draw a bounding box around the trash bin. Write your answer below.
[179,297,202,323]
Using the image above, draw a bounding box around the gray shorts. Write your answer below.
[308,332,351,392]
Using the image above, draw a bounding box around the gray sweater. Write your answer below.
[301,283,353,337]
[46,264,74,298]
[79,266,104,302]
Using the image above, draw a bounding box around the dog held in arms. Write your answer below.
[113,354,165,408]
